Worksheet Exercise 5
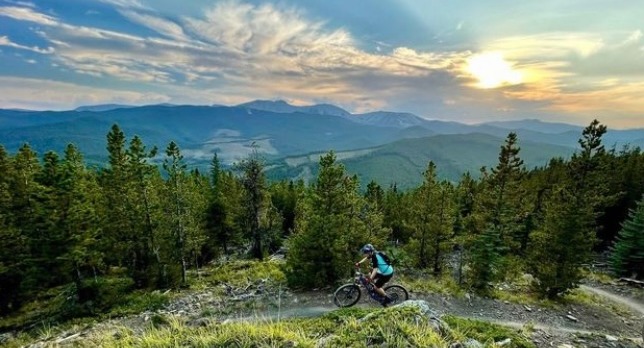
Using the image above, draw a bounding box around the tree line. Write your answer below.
[1,120,643,317]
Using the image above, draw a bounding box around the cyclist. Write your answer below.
[355,243,394,306]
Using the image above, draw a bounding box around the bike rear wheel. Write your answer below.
[384,285,409,305]
[333,284,361,307]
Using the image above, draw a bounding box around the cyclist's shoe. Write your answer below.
[382,296,393,307]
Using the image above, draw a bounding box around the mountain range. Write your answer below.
[1,100,643,187]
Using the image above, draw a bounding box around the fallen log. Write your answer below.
[619,277,644,287]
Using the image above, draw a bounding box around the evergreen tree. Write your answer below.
[269,180,301,239]
[362,180,391,243]
[453,172,483,284]
[286,152,387,288]
[597,147,644,249]
[0,146,22,314]
[235,147,269,260]
[58,144,104,298]
[10,144,47,299]
[407,162,456,274]
[38,150,73,289]
[383,184,414,244]
[205,154,243,258]
[527,186,595,298]
[610,194,644,278]
[162,141,190,285]
[101,124,135,281]
[568,119,616,243]
[486,132,527,253]
[365,181,384,208]
[470,133,527,289]
[126,135,162,287]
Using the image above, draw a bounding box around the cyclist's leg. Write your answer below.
[373,274,392,298]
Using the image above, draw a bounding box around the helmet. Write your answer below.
[361,244,375,254]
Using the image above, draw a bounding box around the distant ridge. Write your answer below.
[479,118,582,134]
[236,99,351,117]
[2,102,644,184]
[74,103,181,112]
[351,111,428,128]
[75,104,135,112]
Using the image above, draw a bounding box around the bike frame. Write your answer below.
[354,268,386,304]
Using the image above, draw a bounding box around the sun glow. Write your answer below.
[466,52,522,89]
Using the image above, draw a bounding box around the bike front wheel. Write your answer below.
[333,284,361,307]
[384,285,409,305]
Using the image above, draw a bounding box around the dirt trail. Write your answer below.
[18,285,644,348]
[580,284,644,315]
[223,289,636,337]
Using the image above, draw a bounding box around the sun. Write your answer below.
[466,52,522,89]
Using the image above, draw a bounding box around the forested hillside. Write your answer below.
[1,119,643,333]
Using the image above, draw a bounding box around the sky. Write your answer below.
[0,0,643,128]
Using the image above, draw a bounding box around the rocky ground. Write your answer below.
[4,277,643,348]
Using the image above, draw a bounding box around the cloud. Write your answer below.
[622,30,642,46]
[119,10,190,41]
[0,5,58,25]
[17,1,469,113]
[486,32,605,60]
[96,0,146,9]
[545,81,644,117]
[6,1,643,127]
[0,35,54,53]
[0,76,170,110]
[2,0,35,8]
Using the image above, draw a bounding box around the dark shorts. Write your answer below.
[373,273,393,288]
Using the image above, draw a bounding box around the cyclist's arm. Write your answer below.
[369,268,378,281]
[355,256,369,266]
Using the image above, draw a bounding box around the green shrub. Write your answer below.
[67,277,135,316]
[108,291,170,317]
[207,260,286,287]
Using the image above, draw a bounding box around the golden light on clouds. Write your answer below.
[466,52,522,89]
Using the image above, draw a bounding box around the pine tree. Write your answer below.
[470,225,502,290]
[205,154,243,258]
[571,120,620,249]
[269,180,301,240]
[486,132,527,253]
[235,147,268,260]
[101,124,135,281]
[10,144,47,298]
[286,152,387,288]
[126,135,162,287]
[0,146,22,314]
[527,186,595,298]
[407,162,455,274]
[470,133,527,289]
[610,195,644,278]
[58,144,104,298]
[162,141,190,285]
[38,150,74,289]
[453,172,483,284]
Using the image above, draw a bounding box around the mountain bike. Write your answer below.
[333,266,409,307]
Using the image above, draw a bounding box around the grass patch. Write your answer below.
[0,284,71,331]
[208,260,287,286]
[444,315,536,348]
[399,272,465,297]
[0,283,171,344]
[563,289,633,317]
[490,287,558,309]
[107,290,171,317]
[11,305,536,347]
[580,268,615,285]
